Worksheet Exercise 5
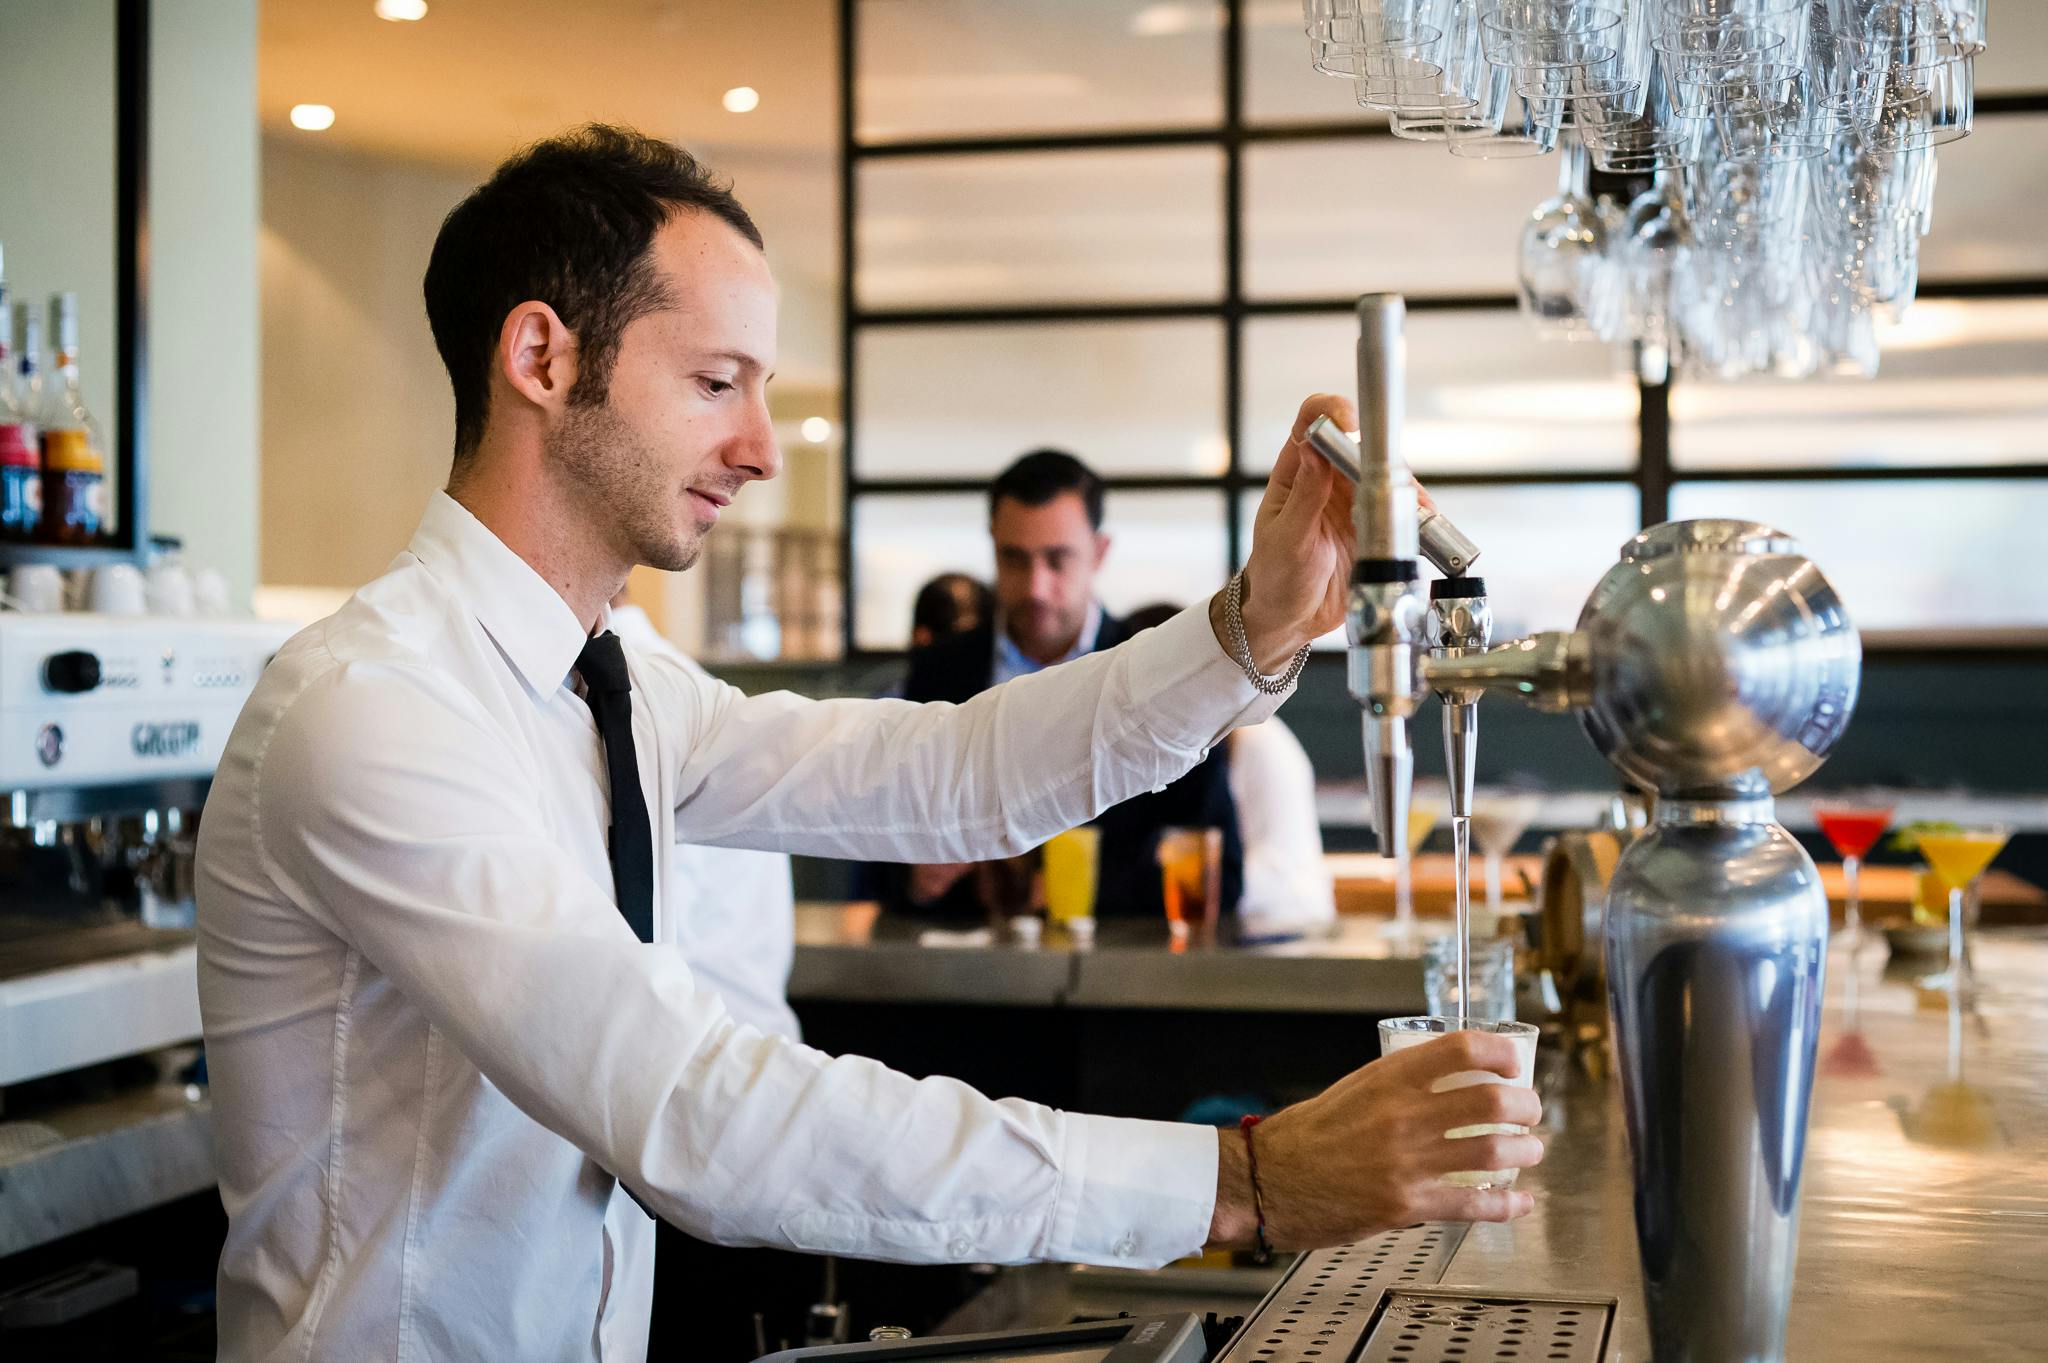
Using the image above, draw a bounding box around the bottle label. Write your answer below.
[2,465,41,536]
[53,468,104,537]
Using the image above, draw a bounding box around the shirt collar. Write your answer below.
[993,600,1103,680]
[406,491,602,697]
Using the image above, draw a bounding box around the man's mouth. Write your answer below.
[687,488,732,520]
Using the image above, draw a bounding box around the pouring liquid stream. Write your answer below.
[1451,813,1472,1027]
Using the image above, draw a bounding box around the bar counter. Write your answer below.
[789,902,1429,1015]
[936,928,2048,1361]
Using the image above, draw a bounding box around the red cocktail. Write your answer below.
[1813,802,1894,940]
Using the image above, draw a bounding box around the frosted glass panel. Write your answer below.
[1242,312,1638,475]
[1245,140,1562,299]
[1669,480,2048,631]
[1919,116,2048,281]
[1239,482,1638,645]
[858,148,1224,308]
[857,320,1226,478]
[1672,299,2048,470]
[855,0,1222,140]
[854,490,1230,649]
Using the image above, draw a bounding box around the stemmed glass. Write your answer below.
[1915,824,2010,998]
[1470,790,1543,918]
[1811,798,1894,942]
[1518,140,1619,338]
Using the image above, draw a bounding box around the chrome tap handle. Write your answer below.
[1303,416,1483,578]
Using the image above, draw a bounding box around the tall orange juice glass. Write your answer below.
[1158,826,1223,944]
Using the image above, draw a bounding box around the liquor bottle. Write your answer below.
[1,289,45,542]
[39,292,107,546]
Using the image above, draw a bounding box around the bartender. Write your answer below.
[195,123,1541,1363]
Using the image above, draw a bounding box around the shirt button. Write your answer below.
[948,1235,972,1259]
[1113,1233,1138,1259]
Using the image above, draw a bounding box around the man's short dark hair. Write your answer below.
[423,123,764,462]
[988,449,1105,530]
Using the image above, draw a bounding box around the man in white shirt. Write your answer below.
[197,124,1540,1363]
[609,593,799,1040]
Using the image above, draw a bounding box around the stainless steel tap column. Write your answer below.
[1344,294,1426,855]
[1421,520,1860,1363]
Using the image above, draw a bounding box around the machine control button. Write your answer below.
[41,651,104,694]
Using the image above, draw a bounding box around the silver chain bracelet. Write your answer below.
[1224,571,1313,695]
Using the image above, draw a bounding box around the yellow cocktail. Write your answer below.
[1919,831,2009,894]
[1917,825,2009,996]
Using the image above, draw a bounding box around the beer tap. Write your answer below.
[1332,292,1862,1363]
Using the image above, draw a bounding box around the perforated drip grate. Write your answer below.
[1213,1223,1468,1363]
[1355,1289,1614,1363]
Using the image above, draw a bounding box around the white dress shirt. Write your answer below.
[607,603,800,1041]
[196,493,1286,1363]
[1227,717,1338,937]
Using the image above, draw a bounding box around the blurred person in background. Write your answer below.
[910,571,992,651]
[879,451,1244,922]
[1123,603,1336,939]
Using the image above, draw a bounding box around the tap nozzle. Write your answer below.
[1427,577,1492,821]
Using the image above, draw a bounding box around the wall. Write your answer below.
[260,135,840,617]
[150,0,261,602]
[258,136,472,590]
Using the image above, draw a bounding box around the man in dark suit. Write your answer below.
[887,450,1242,921]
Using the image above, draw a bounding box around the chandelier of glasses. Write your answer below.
[1303,1,1989,380]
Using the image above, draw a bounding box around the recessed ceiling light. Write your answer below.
[374,0,429,19]
[722,86,761,114]
[800,417,833,444]
[290,104,337,131]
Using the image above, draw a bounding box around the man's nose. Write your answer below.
[1029,562,1059,600]
[727,400,782,482]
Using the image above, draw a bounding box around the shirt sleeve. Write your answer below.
[1228,716,1338,933]
[250,658,1219,1268]
[662,602,1288,862]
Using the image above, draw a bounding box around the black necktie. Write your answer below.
[577,631,655,943]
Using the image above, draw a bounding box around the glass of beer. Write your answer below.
[1377,1016,1540,1187]
[1158,826,1223,945]
[1043,827,1101,927]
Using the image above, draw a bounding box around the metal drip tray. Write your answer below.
[1356,1290,1613,1363]
[1213,1224,1467,1363]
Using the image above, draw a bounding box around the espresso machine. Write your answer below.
[0,611,291,1265]
[1332,292,1858,1363]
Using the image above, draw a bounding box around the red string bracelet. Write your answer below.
[1238,1114,1274,1264]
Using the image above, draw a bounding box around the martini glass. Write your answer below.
[1812,798,1894,941]
[1470,791,1543,918]
[1916,824,2010,998]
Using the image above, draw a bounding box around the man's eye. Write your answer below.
[699,377,736,397]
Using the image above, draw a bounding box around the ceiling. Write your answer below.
[259,0,836,172]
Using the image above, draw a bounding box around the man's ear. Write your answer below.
[1093,532,1112,570]
[498,301,579,418]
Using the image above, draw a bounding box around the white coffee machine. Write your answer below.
[0,611,293,1261]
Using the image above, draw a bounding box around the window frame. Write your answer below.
[838,0,2048,660]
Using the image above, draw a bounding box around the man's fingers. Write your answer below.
[1287,392,1358,446]
[1415,1130,1545,1179]
[1383,1029,1526,1083]
[1413,1185,1536,1225]
[1429,1081,1542,1132]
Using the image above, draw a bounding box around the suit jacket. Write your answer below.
[885,611,1244,921]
